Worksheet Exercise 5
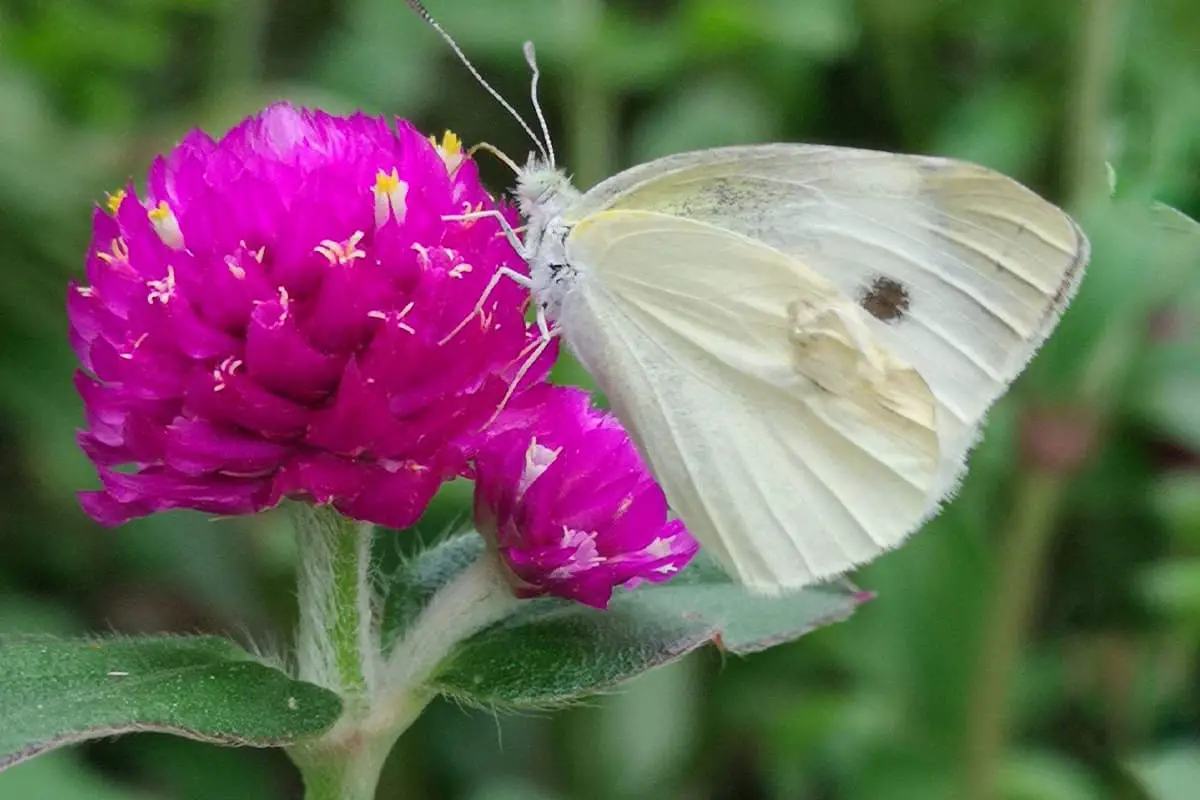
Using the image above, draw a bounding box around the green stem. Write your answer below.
[292,734,398,800]
[563,0,615,189]
[288,515,517,800]
[961,4,1125,794]
[1064,0,1124,211]
[382,552,520,701]
[288,503,384,800]
[961,469,1066,800]
[292,503,376,701]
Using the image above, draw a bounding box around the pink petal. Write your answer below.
[163,418,292,477]
[245,295,345,401]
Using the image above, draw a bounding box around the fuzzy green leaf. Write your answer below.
[379,532,487,653]
[408,537,862,708]
[0,635,342,771]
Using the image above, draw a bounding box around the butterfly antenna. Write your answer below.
[523,41,556,168]
[469,142,522,175]
[403,0,549,162]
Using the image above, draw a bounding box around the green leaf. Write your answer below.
[1139,560,1200,621]
[379,532,488,652]
[998,750,1105,800]
[425,542,861,708]
[0,635,342,771]
[1132,746,1200,800]
[1153,473,1200,548]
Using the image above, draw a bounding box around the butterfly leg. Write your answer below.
[534,302,552,340]
[484,321,561,428]
[442,209,530,258]
[438,266,534,346]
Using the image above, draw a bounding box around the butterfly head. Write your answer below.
[515,157,579,222]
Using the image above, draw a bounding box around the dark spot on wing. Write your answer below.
[859,276,910,322]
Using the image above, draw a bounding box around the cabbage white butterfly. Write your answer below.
[408,1,1089,593]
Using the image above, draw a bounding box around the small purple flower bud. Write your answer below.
[474,386,699,609]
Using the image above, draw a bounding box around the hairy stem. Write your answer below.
[288,503,384,800]
[382,552,519,699]
[289,522,518,800]
[293,734,397,800]
[292,503,376,701]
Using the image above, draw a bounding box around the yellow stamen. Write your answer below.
[96,238,131,266]
[373,168,409,228]
[430,130,465,174]
[105,189,127,216]
[148,201,185,250]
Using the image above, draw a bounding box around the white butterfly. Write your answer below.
[411,3,1089,594]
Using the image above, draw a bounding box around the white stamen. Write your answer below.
[212,356,243,392]
[367,301,416,335]
[314,231,366,265]
[118,332,149,360]
[146,265,177,305]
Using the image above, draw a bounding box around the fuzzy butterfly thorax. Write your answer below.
[516,159,582,322]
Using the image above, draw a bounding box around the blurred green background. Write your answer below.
[2,0,1199,797]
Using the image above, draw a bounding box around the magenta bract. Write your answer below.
[474,386,699,609]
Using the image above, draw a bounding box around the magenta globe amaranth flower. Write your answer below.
[474,387,699,609]
[69,104,555,527]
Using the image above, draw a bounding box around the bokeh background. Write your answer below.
[2,0,1199,797]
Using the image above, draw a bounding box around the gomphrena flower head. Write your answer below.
[474,386,699,609]
[70,103,555,527]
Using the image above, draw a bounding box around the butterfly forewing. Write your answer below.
[568,144,1087,489]
[561,209,943,591]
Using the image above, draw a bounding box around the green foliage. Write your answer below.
[2,0,1199,797]
[0,636,341,769]
[384,536,861,708]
